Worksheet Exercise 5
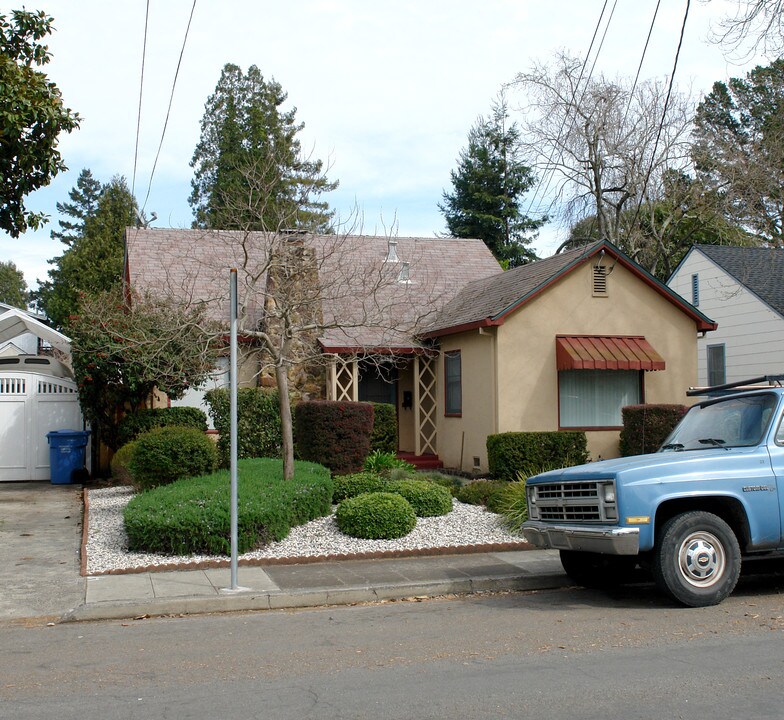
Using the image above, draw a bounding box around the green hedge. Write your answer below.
[620,404,688,456]
[335,492,417,539]
[110,441,138,485]
[455,480,508,508]
[387,479,452,517]
[205,387,283,466]
[486,431,588,481]
[124,458,332,555]
[129,426,217,490]
[370,403,397,454]
[294,401,373,475]
[117,407,208,447]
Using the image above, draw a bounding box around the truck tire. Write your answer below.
[559,550,637,589]
[653,511,741,607]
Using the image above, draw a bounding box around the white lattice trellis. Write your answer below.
[328,356,358,401]
[414,354,437,456]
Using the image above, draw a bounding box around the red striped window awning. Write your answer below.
[556,336,665,371]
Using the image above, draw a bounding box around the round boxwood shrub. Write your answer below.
[336,492,417,539]
[110,441,138,486]
[117,406,208,447]
[130,426,217,490]
[387,479,453,517]
[455,480,508,507]
[332,472,387,503]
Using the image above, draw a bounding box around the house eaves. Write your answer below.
[420,240,717,339]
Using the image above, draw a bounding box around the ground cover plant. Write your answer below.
[124,458,332,555]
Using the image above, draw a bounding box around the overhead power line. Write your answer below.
[141,0,198,215]
[131,0,151,200]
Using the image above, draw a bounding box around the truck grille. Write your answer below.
[530,481,617,523]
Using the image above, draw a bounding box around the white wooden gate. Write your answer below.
[0,371,83,481]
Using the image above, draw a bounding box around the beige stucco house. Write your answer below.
[419,240,716,469]
[124,230,715,473]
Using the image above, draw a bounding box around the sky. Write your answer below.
[1,0,767,291]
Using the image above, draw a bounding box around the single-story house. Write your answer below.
[124,229,715,471]
[668,244,784,386]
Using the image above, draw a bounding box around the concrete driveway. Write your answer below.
[0,482,85,623]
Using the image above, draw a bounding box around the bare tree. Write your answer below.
[511,52,698,276]
[132,152,457,479]
[709,0,784,59]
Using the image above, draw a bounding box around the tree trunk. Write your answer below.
[276,363,295,480]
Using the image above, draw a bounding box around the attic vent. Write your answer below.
[592,265,608,296]
[385,239,400,263]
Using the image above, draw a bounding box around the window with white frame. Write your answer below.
[559,369,641,428]
[444,350,462,415]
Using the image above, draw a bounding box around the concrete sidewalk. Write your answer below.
[1,482,570,624]
[69,549,568,622]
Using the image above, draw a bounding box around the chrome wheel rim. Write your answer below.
[678,531,725,588]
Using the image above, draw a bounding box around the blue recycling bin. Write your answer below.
[47,430,91,485]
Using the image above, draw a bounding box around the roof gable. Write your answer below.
[691,244,784,318]
[422,240,716,337]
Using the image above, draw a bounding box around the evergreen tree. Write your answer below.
[189,64,337,233]
[49,168,102,247]
[36,175,137,329]
[440,95,542,267]
[0,260,28,309]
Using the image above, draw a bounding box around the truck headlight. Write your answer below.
[603,484,616,503]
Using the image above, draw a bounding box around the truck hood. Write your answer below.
[528,446,766,486]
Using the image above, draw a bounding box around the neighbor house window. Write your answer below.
[559,370,641,428]
[444,350,462,415]
[707,344,726,387]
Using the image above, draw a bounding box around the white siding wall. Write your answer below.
[669,250,784,385]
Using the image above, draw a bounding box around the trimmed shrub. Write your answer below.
[205,387,283,466]
[418,472,464,496]
[332,472,388,503]
[486,431,588,481]
[387,479,453,517]
[455,480,508,507]
[117,406,208,447]
[620,404,689,456]
[370,402,397,454]
[295,400,373,475]
[129,426,217,490]
[110,441,138,485]
[124,458,332,555]
[336,492,416,539]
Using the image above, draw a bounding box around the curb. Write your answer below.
[60,572,571,623]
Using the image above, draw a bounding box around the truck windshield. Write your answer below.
[659,393,778,452]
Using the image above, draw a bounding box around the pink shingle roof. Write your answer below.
[124,228,501,350]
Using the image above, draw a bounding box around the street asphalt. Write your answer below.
[0,481,570,624]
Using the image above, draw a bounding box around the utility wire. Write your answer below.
[141,0,197,215]
[628,0,691,238]
[131,0,151,200]
[622,0,663,127]
[521,0,617,224]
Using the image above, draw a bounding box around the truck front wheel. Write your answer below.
[653,511,741,607]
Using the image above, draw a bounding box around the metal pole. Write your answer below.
[229,269,239,590]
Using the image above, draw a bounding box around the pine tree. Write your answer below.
[49,168,102,247]
[440,95,542,267]
[189,64,337,233]
[0,260,28,309]
[36,176,137,329]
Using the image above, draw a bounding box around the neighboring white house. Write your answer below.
[668,245,784,386]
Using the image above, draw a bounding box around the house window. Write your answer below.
[691,273,699,306]
[559,370,641,428]
[444,350,462,416]
[707,344,726,387]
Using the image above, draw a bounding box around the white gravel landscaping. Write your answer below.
[86,485,529,575]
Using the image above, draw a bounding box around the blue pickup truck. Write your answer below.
[522,379,784,607]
